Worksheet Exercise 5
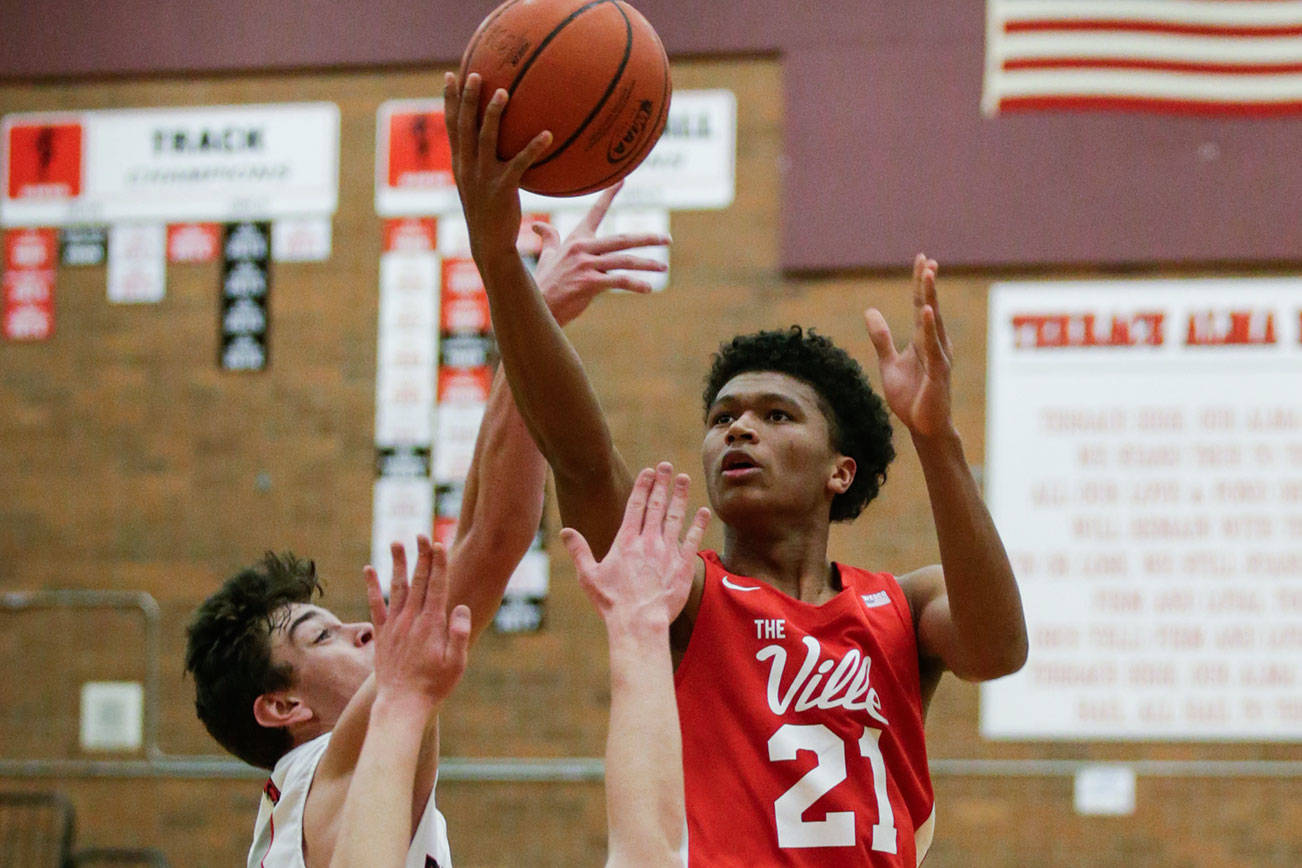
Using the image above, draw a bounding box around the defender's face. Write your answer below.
[267,602,375,729]
[702,371,848,525]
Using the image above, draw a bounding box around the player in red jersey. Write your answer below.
[444,72,1029,865]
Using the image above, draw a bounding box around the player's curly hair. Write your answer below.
[703,326,895,522]
[184,552,322,769]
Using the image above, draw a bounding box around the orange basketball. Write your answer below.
[459,0,672,197]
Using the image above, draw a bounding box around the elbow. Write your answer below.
[955,635,1028,683]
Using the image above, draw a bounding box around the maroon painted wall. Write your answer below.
[3,0,1299,270]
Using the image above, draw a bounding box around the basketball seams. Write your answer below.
[544,22,670,196]
[459,0,532,82]
[517,1,633,171]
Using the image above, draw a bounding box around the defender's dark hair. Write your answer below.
[703,326,895,521]
[184,552,322,769]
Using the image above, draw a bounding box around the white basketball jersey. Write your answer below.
[247,732,453,868]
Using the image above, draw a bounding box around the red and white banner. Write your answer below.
[984,0,1302,116]
[2,103,339,226]
[375,91,736,216]
[2,227,56,340]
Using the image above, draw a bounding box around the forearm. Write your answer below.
[474,246,630,554]
[329,694,431,868]
[448,366,546,643]
[913,429,1028,677]
[603,618,685,865]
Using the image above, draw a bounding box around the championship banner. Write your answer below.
[2,103,339,226]
[374,90,735,216]
[981,278,1302,740]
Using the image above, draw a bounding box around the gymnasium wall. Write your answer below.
[0,58,1298,868]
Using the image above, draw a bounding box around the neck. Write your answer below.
[720,516,836,603]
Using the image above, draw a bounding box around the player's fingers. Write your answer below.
[598,274,655,295]
[911,252,927,314]
[921,305,950,373]
[560,527,599,581]
[458,73,482,163]
[642,462,674,534]
[578,179,624,235]
[592,253,668,273]
[388,541,410,616]
[363,565,387,628]
[619,467,656,538]
[532,221,561,252]
[863,308,897,364]
[479,88,508,165]
[505,130,553,184]
[445,605,472,674]
[443,73,461,153]
[682,506,711,555]
[407,535,434,616]
[662,472,691,542]
[583,232,671,256]
[424,541,451,625]
[921,260,951,352]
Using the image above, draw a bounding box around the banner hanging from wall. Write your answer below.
[374,90,735,216]
[981,277,1302,741]
[2,103,339,226]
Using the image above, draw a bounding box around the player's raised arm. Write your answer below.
[445,71,669,558]
[562,463,709,868]
[328,542,471,868]
[864,255,1028,682]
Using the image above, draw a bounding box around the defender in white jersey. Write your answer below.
[249,733,452,868]
[184,186,670,868]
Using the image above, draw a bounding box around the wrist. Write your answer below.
[605,611,672,644]
[371,689,437,723]
[909,424,962,454]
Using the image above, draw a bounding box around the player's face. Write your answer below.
[702,371,848,526]
[268,602,375,728]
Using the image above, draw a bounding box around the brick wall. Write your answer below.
[0,60,1296,867]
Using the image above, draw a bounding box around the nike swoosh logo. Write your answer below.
[722,577,762,592]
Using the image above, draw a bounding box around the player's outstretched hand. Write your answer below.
[561,462,710,630]
[362,535,471,713]
[444,71,552,260]
[532,181,670,326]
[863,253,955,438]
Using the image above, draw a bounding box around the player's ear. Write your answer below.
[253,691,313,730]
[827,455,856,497]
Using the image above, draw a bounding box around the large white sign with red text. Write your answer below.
[981,278,1302,741]
[2,103,338,226]
[375,90,734,216]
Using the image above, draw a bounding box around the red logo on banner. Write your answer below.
[387,112,453,189]
[167,223,221,263]
[383,218,438,253]
[6,123,83,199]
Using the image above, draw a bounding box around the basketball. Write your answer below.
[459,0,672,197]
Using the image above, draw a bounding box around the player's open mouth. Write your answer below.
[721,452,761,479]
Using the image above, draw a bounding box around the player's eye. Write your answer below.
[315,629,329,644]
[711,412,733,426]
[768,409,791,421]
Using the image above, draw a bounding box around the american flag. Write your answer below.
[983,0,1302,116]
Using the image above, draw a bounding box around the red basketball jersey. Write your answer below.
[675,551,935,866]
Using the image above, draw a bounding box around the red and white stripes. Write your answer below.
[983,0,1302,116]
